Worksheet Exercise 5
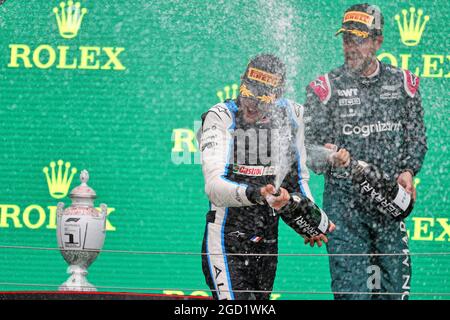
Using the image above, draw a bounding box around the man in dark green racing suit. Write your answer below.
[303,4,428,300]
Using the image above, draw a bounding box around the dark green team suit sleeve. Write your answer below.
[302,86,334,175]
[399,90,428,177]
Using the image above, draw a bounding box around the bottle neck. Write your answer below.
[349,158,359,168]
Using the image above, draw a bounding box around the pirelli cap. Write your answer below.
[335,3,384,38]
[240,54,286,103]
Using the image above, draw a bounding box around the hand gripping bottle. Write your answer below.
[349,159,414,220]
[279,193,331,238]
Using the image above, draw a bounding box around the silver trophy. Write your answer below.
[56,170,107,291]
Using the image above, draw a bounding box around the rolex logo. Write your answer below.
[217,84,238,102]
[395,7,429,47]
[8,1,126,71]
[53,1,88,39]
[43,160,77,199]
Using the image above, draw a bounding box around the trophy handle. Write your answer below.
[56,202,65,249]
[100,203,108,229]
[56,202,65,224]
[57,202,65,215]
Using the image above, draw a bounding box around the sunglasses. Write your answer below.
[239,84,276,104]
[342,30,371,45]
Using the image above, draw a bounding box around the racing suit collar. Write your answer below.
[236,98,290,129]
[365,59,380,78]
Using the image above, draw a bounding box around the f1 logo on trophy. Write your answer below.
[56,170,107,291]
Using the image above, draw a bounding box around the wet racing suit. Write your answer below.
[199,99,313,300]
[303,61,427,300]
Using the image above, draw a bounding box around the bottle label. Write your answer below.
[318,209,329,234]
[393,184,411,211]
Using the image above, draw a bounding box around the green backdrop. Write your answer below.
[0,0,448,299]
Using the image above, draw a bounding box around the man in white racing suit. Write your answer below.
[199,54,346,300]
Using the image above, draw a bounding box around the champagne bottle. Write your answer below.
[279,193,330,238]
[349,159,414,220]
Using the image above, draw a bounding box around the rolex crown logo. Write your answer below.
[43,160,77,199]
[53,1,88,39]
[217,84,239,102]
[395,7,429,47]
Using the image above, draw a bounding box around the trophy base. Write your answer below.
[59,265,97,292]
